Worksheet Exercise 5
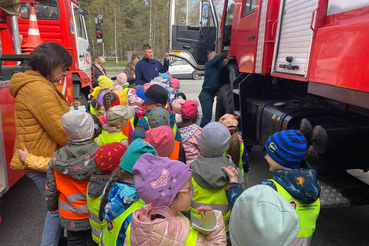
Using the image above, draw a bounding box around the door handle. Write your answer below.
[248,34,255,39]
[183,44,191,49]
[187,26,200,30]
[79,55,83,58]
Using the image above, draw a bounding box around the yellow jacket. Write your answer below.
[9,71,70,171]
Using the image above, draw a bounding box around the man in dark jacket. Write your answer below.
[199,51,227,127]
[135,44,169,85]
[92,56,107,88]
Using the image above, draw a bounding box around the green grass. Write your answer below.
[104,60,128,68]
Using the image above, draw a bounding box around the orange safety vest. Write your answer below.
[54,170,90,220]
[142,139,180,160]
[168,141,180,161]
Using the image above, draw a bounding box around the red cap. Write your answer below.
[180,100,198,119]
[94,143,127,174]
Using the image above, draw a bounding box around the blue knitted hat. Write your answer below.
[265,130,307,169]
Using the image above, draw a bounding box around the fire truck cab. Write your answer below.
[0,0,100,201]
[169,0,369,207]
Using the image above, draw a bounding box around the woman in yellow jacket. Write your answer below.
[9,42,72,246]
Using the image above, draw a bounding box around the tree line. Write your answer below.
[79,0,169,62]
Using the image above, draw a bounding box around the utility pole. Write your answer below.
[149,0,152,45]
[114,9,118,64]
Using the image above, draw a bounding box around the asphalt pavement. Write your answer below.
[0,78,369,246]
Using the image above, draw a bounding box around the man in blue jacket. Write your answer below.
[199,51,227,127]
[135,44,169,85]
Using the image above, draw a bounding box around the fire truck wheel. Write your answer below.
[215,84,234,121]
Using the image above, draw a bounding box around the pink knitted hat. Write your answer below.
[180,100,198,119]
[132,153,192,207]
[171,98,186,114]
[169,79,180,89]
[117,73,127,85]
[145,125,175,157]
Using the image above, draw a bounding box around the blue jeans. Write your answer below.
[25,171,64,246]
[199,91,215,127]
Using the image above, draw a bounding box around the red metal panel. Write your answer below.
[0,88,24,188]
[230,0,260,74]
[309,6,369,92]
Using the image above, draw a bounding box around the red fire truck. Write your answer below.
[0,0,101,202]
[169,0,369,207]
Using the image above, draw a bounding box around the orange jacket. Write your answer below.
[9,71,69,171]
[169,140,180,161]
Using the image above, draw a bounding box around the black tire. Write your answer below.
[215,84,234,121]
[192,71,200,80]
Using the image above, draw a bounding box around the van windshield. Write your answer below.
[19,0,59,20]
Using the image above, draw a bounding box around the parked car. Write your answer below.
[169,58,200,79]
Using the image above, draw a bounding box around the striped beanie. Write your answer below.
[265,130,307,169]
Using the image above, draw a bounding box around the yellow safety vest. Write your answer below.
[270,179,320,240]
[126,217,199,246]
[99,199,145,246]
[190,177,230,232]
[143,116,177,136]
[86,177,110,244]
[224,142,245,175]
[97,130,128,146]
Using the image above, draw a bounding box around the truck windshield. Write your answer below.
[19,0,59,20]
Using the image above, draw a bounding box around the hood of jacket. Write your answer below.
[271,169,320,204]
[102,182,140,221]
[129,205,191,246]
[9,70,58,98]
[192,155,244,189]
[178,124,201,143]
[49,140,99,180]
[87,173,110,197]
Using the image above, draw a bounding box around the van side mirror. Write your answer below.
[96,23,103,44]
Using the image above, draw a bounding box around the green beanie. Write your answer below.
[119,139,158,173]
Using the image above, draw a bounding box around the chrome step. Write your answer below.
[233,89,239,95]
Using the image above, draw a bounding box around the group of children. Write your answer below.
[22,73,321,246]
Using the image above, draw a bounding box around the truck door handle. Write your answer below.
[79,55,83,58]
[248,34,255,39]
[279,64,299,70]
[187,26,200,30]
[183,44,191,49]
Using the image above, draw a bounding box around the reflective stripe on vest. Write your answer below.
[270,179,320,239]
[124,87,129,94]
[144,116,177,137]
[86,184,103,244]
[54,170,89,220]
[100,199,145,246]
[126,220,199,246]
[169,141,180,160]
[190,177,230,232]
[97,130,128,146]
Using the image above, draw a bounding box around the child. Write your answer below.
[96,105,135,147]
[219,114,249,186]
[132,84,181,141]
[69,100,86,111]
[171,97,186,123]
[229,185,300,246]
[260,130,320,246]
[100,92,121,125]
[164,78,180,101]
[128,153,227,245]
[45,110,99,245]
[99,139,158,246]
[178,100,202,167]
[87,142,127,244]
[190,122,244,234]
[90,114,103,141]
[145,125,186,163]
[114,73,129,92]
[90,76,114,115]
